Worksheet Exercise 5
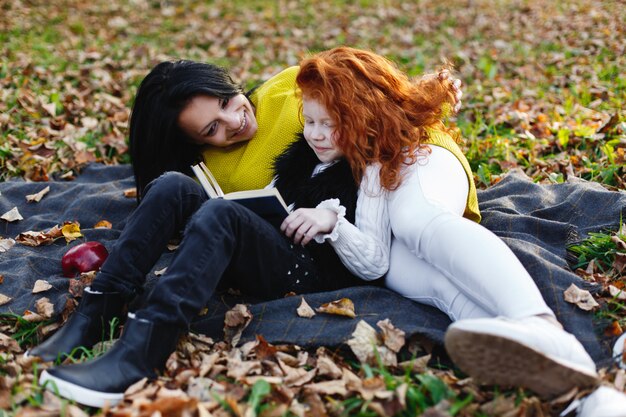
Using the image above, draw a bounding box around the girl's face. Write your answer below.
[302,97,344,163]
[178,93,258,147]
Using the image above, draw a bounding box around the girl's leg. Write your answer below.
[92,172,207,298]
[387,146,597,397]
[387,146,553,319]
[387,239,492,321]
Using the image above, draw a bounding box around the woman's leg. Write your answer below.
[138,198,320,327]
[40,199,321,407]
[28,172,207,362]
[92,171,208,298]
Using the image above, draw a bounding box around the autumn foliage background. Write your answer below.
[0,0,625,416]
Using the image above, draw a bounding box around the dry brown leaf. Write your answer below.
[316,298,355,318]
[609,285,626,300]
[316,355,343,379]
[346,320,398,367]
[25,186,50,203]
[0,293,12,306]
[32,279,52,293]
[399,354,432,374]
[304,379,347,396]
[377,319,405,353]
[21,310,45,323]
[563,283,599,311]
[93,219,112,229]
[0,332,21,353]
[35,297,54,318]
[123,188,137,198]
[254,334,277,361]
[0,238,15,253]
[1,207,23,222]
[15,225,63,246]
[613,253,626,274]
[224,304,253,347]
[297,297,315,318]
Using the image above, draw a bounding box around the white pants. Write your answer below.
[385,146,554,322]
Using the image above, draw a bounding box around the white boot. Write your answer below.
[560,386,626,417]
[444,316,599,398]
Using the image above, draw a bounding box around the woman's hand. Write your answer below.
[280,208,338,246]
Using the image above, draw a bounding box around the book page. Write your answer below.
[191,164,219,199]
[199,162,224,197]
[224,188,290,212]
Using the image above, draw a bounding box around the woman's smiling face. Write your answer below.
[177,93,258,147]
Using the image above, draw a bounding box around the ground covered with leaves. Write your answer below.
[1,0,625,416]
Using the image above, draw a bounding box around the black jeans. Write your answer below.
[92,172,319,327]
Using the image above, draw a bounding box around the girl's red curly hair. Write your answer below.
[296,46,459,190]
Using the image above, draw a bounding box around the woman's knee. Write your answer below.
[143,171,203,201]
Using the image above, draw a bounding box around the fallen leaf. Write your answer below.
[613,253,626,274]
[35,297,54,318]
[32,280,52,293]
[0,238,15,253]
[604,320,623,337]
[25,186,50,203]
[16,225,63,246]
[224,304,253,347]
[377,319,405,353]
[316,298,355,318]
[0,294,11,306]
[609,285,626,300]
[21,310,45,323]
[61,221,82,242]
[346,320,398,367]
[563,283,599,311]
[123,188,137,198]
[1,207,23,222]
[297,297,316,318]
[93,220,112,229]
[254,334,277,361]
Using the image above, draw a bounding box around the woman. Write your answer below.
[295,47,599,399]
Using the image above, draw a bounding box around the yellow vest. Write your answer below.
[425,129,481,223]
[202,66,302,194]
[202,65,481,223]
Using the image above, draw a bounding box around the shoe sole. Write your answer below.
[445,327,599,398]
[39,370,124,408]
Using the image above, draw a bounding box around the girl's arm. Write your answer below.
[323,164,390,281]
[281,165,390,281]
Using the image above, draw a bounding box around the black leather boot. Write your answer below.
[27,287,126,362]
[39,313,181,408]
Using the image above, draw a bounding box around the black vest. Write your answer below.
[273,134,369,290]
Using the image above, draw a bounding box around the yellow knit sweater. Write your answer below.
[201,65,481,223]
[202,66,302,194]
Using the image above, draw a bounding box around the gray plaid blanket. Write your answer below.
[1,164,624,366]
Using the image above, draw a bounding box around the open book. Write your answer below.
[191,162,290,227]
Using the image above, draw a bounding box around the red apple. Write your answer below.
[61,241,109,278]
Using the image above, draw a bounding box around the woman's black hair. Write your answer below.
[129,60,244,199]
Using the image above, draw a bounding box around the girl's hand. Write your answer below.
[280,208,338,246]
[438,69,463,113]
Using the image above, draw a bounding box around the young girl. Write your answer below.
[295,47,599,399]
[37,58,441,407]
